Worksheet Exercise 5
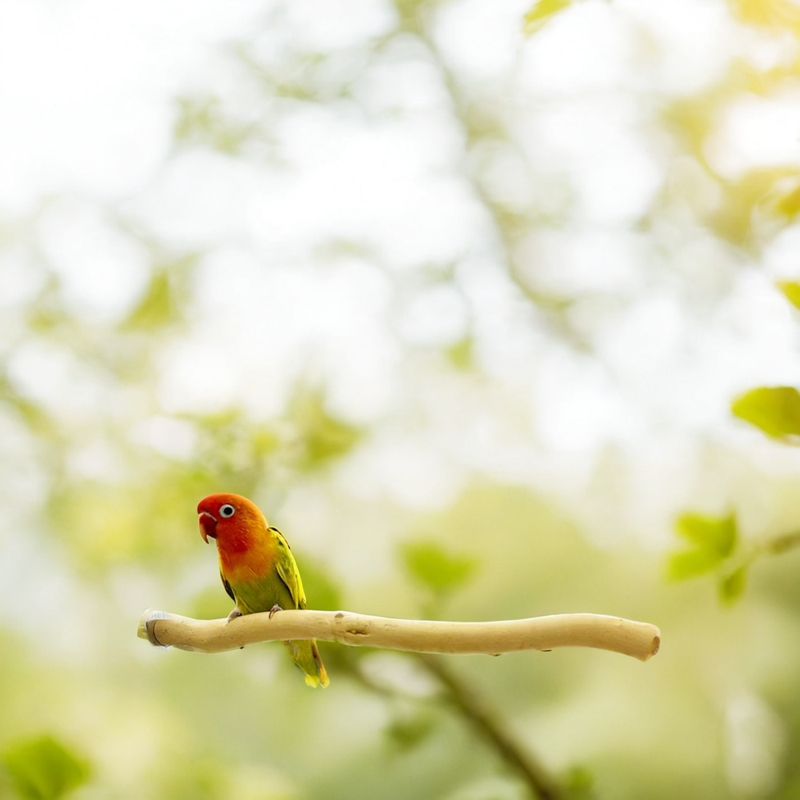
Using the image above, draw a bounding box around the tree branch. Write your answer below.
[418,653,562,800]
[138,609,661,662]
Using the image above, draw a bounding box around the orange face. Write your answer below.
[197,493,265,545]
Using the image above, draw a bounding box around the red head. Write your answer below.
[197,493,268,547]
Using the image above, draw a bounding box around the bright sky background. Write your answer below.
[2,0,800,553]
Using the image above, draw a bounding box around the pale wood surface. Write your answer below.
[138,608,661,662]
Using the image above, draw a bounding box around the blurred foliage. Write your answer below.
[523,0,572,36]
[777,281,800,311]
[174,97,261,156]
[445,337,474,371]
[730,0,800,31]
[296,557,344,612]
[774,182,800,220]
[121,258,197,332]
[384,710,438,753]
[731,386,800,440]
[668,508,800,605]
[561,766,595,800]
[674,285,800,604]
[401,540,478,601]
[3,736,90,800]
[3,1,800,799]
[717,565,748,605]
[667,512,738,580]
[667,512,747,604]
[288,390,363,471]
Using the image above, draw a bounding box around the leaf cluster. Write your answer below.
[670,284,800,603]
[2,735,90,800]
[667,513,746,604]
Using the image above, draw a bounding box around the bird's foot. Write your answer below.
[227,608,243,622]
[268,604,283,619]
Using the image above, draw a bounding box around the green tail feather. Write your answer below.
[283,639,329,688]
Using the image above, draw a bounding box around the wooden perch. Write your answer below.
[138,609,661,662]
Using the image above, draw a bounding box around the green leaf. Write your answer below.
[731,386,800,439]
[668,512,738,582]
[401,541,478,594]
[675,513,737,558]
[523,0,572,35]
[718,566,748,604]
[777,281,800,311]
[666,547,726,581]
[3,735,90,800]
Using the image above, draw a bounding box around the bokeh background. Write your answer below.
[2,0,800,798]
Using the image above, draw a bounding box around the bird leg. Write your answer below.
[268,604,283,619]
[227,608,243,622]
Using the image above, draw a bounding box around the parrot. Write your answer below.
[197,492,329,688]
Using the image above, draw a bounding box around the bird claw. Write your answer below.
[227,608,243,622]
[268,604,283,619]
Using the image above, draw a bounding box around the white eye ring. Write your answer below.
[219,504,236,518]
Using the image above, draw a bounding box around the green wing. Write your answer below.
[271,527,307,610]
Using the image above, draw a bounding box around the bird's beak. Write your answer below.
[198,511,218,543]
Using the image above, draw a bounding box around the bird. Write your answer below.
[197,492,329,688]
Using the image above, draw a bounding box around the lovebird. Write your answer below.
[197,493,329,688]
